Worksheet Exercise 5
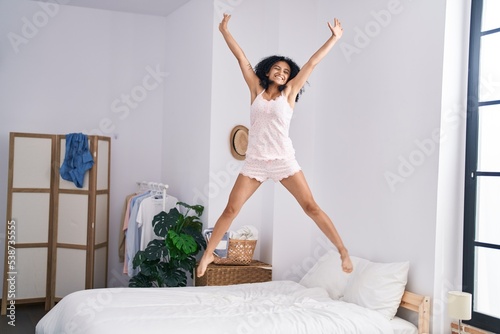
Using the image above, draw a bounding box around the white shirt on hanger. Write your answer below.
[137,195,178,250]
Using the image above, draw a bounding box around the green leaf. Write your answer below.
[132,250,146,269]
[175,255,197,274]
[168,230,197,254]
[128,273,153,287]
[138,260,158,276]
[166,270,187,287]
[175,214,185,232]
[183,226,206,250]
[144,239,168,260]
[152,262,187,287]
[177,201,204,217]
[152,208,179,237]
[182,216,203,232]
[163,267,187,287]
[165,236,185,261]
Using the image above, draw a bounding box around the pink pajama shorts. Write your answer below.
[240,157,301,182]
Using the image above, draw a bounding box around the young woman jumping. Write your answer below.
[197,13,352,277]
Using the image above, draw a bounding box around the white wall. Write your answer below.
[161,0,213,213]
[313,0,446,291]
[0,0,168,290]
[311,0,448,330]
[159,0,214,286]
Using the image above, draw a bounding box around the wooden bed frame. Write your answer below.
[400,291,431,334]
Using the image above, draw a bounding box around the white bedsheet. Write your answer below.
[392,316,418,334]
[36,281,396,334]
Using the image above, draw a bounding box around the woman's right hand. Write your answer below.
[328,18,343,39]
[219,13,231,33]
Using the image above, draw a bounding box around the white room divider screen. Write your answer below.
[1,132,110,315]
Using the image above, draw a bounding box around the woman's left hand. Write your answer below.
[328,18,343,39]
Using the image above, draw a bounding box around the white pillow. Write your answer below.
[299,250,352,299]
[341,257,409,320]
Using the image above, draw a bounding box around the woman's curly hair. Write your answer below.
[254,55,304,102]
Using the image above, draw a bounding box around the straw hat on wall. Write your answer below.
[230,125,248,160]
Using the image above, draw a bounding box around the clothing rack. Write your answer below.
[136,181,169,211]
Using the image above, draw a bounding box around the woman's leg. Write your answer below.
[196,174,262,277]
[280,171,353,273]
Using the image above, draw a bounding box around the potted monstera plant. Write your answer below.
[129,202,206,287]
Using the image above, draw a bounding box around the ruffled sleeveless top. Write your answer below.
[245,90,295,160]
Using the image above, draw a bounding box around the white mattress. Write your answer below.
[36,281,416,334]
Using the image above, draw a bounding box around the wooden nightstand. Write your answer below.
[195,260,272,286]
[451,322,494,334]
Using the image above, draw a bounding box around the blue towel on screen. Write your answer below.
[59,133,94,188]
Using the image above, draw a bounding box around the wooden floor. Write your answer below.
[0,303,48,334]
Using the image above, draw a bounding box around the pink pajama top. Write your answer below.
[246,90,296,161]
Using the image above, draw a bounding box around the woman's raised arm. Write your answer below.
[219,14,261,98]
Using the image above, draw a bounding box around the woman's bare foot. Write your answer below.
[196,252,215,277]
[341,252,353,273]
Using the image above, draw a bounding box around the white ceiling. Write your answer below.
[31,0,192,17]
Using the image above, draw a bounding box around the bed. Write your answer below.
[36,252,430,334]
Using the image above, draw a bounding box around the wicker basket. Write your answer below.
[213,238,257,265]
[195,260,271,286]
